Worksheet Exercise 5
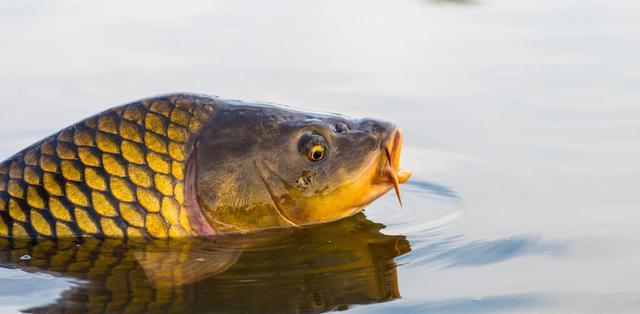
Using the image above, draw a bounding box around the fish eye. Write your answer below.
[298,132,328,162]
[309,145,326,161]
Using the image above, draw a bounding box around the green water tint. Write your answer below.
[0,213,410,313]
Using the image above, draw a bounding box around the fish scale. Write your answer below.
[0,94,216,239]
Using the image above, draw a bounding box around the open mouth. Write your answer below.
[383,129,412,206]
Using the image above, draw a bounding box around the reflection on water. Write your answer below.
[0,214,409,314]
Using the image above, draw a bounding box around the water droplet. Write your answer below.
[195,258,205,262]
[20,255,31,261]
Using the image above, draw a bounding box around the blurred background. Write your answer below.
[0,0,639,313]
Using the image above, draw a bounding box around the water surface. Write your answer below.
[0,0,639,313]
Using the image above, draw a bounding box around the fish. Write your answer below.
[0,93,411,239]
[0,213,411,313]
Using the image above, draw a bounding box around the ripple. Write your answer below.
[404,180,460,199]
[404,234,568,269]
[349,294,552,314]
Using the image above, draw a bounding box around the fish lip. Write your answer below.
[383,128,412,183]
[380,128,412,206]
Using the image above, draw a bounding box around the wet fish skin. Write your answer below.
[0,94,216,239]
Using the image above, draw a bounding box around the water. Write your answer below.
[0,0,639,313]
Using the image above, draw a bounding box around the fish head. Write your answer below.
[193,100,411,233]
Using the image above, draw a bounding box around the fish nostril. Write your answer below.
[370,123,386,138]
[333,123,349,134]
[357,119,395,140]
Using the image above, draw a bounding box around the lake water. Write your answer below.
[0,0,639,313]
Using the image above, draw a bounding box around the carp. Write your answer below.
[0,94,411,239]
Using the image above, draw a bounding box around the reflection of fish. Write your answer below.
[0,213,411,313]
[0,94,411,239]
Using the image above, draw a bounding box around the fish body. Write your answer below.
[0,94,410,239]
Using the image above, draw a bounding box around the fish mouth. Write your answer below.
[383,129,412,206]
